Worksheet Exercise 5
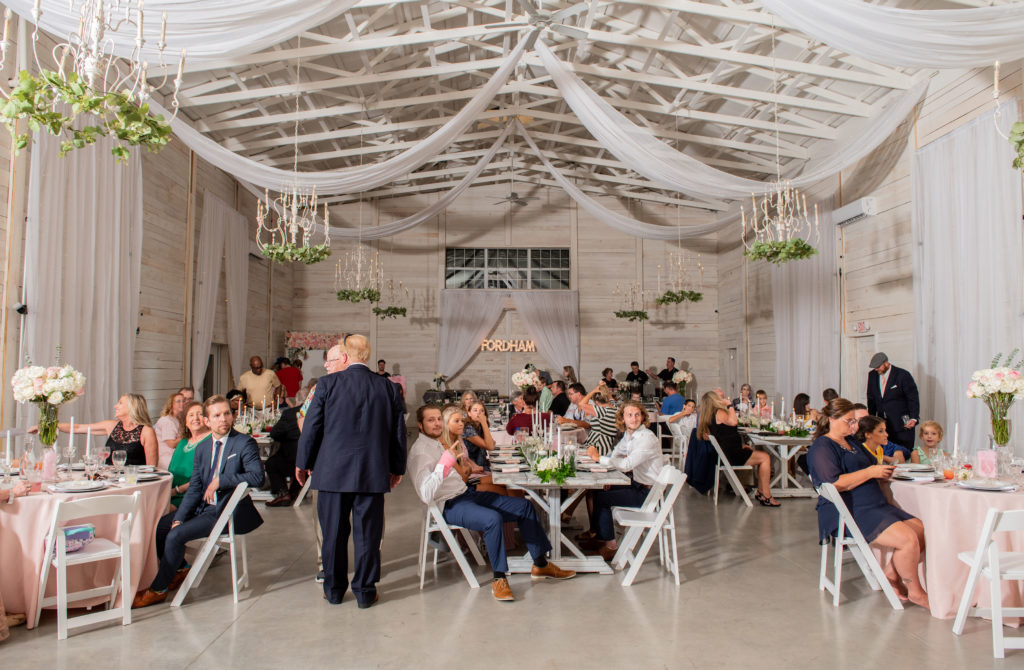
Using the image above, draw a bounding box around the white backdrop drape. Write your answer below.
[761,0,1024,69]
[190,193,228,389]
[5,1,359,63]
[23,133,142,424]
[437,290,508,380]
[772,202,839,410]
[913,103,1024,455]
[223,205,250,383]
[511,291,580,374]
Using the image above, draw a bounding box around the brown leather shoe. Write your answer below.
[598,544,618,562]
[266,494,293,508]
[131,588,168,609]
[168,567,190,591]
[531,562,577,580]
[491,577,515,601]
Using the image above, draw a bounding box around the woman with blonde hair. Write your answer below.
[911,420,947,466]
[153,391,186,469]
[460,391,479,413]
[50,393,158,466]
[697,390,778,506]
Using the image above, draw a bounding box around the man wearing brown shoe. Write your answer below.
[408,405,575,601]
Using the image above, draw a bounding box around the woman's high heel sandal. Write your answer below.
[755,491,781,507]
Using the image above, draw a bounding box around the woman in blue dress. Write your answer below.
[807,398,928,609]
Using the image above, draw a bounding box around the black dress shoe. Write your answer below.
[357,592,379,609]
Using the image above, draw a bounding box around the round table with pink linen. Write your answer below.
[889,479,1024,621]
[0,477,171,629]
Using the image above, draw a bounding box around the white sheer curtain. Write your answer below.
[913,103,1024,455]
[148,35,532,195]
[761,0,1024,69]
[535,40,928,201]
[772,202,839,409]
[511,291,579,374]
[190,193,228,389]
[23,133,142,424]
[6,1,359,63]
[223,205,250,383]
[437,290,508,379]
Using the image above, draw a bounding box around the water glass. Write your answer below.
[83,455,100,481]
[124,465,138,486]
[112,449,128,477]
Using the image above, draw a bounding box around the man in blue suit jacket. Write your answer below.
[296,334,406,608]
[133,395,265,608]
[866,352,920,450]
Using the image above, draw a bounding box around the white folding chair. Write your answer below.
[666,421,688,466]
[953,508,1024,658]
[171,483,253,607]
[611,465,686,586]
[816,482,904,611]
[708,435,753,507]
[36,491,141,640]
[417,502,486,589]
[292,476,312,507]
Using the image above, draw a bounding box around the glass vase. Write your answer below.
[35,401,60,447]
[990,415,1011,449]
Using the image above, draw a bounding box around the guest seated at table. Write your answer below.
[793,393,821,422]
[505,390,551,436]
[629,391,643,403]
[537,371,554,411]
[807,399,928,608]
[556,383,592,430]
[851,404,909,463]
[600,367,619,390]
[154,391,186,469]
[509,390,525,415]
[463,401,496,468]
[459,390,479,413]
[732,383,753,413]
[226,389,247,416]
[167,401,211,510]
[822,388,839,408]
[265,404,303,507]
[911,420,948,466]
[699,390,779,506]
[548,380,571,417]
[563,365,578,385]
[408,405,575,601]
[578,384,618,455]
[753,389,772,419]
[48,393,158,466]
[132,395,265,608]
[668,397,697,435]
[585,401,663,560]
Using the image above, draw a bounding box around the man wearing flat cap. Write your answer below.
[866,352,920,450]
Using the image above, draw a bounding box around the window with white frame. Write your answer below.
[444,248,570,289]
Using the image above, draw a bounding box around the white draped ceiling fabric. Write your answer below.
[4,0,358,63]
[190,193,249,388]
[23,133,142,424]
[771,202,839,410]
[437,290,580,381]
[760,0,1024,69]
[912,104,1024,455]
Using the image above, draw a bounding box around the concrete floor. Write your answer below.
[1,481,1012,669]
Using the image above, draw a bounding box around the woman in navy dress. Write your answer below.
[807,398,928,608]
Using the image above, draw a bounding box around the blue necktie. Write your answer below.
[210,440,223,505]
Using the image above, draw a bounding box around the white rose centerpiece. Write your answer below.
[671,369,694,396]
[11,353,86,447]
[966,349,1024,447]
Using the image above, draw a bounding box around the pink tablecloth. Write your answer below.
[0,477,171,628]
[889,480,1024,620]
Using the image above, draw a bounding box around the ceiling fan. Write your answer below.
[494,145,540,207]
[484,0,591,48]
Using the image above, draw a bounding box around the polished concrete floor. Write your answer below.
[1,480,1011,669]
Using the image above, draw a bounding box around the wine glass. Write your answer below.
[83,455,100,481]
[98,444,112,475]
[112,449,128,478]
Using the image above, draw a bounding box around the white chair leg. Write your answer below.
[56,556,68,641]
[953,556,984,635]
[418,514,429,590]
[121,534,132,626]
[832,539,843,607]
[239,534,249,589]
[713,465,720,505]
[621,526,661,587]
[669,514,680,585]
[459,528,486,566]
[228,535,240,604]
[991,565,1005,659]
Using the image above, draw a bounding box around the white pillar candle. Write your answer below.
[770,402,775,419]
[954,422,960,458]
[5,430,11,463]
[780,397,785,421]
[69,416,74,452]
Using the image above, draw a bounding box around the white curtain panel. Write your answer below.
[437,290,508,379]
[761,0,1024,69]
[913,103,1024,455]
[535,40,927,201]
[771,202,839,409]
[23,133,142,424]
[238,123,514,240]
[222,203,250,383]
[190,192,227,389]
[148,34,533,195]
[511,291,580,374]
[5,1,358,63]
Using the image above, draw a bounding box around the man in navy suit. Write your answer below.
[133,395,265,607]
[866,352,920,450]
[296,334,406,608]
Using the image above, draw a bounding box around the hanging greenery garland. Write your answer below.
[372,305,407,319]
[1,70,172,163]
[614,309,649,322]
[336,287,381,303]
[743,239,818,264]
[655,289,703,306]
[260,243,331,265]
[1009,122,1024,170]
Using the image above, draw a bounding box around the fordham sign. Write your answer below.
[480,339,537,353]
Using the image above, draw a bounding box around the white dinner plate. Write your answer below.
[956,479,1018,492]
[138,465,155,473]
[895,464,934,473]
[135,472,162,482]
[51,481,107,493]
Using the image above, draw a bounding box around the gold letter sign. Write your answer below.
[480,339,537,353]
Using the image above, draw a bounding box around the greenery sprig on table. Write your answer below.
[534,455,576,486]
[786,426,810,438]
[744,238,818,264]
[372,305,407,319]
[614,309,649,322]
[336,287,381,303]
[260,243,331,265]
[1,70,172,163]
[655,289,703,305]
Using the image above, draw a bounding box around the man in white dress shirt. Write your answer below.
[408,405,575,601]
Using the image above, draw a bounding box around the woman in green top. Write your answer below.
[167,401,212,509]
